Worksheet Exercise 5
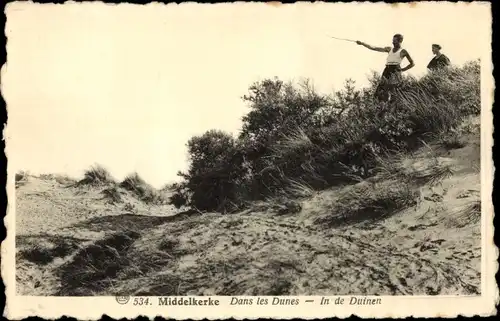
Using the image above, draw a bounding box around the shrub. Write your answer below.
[238,78,337,197]
[252,61,479,193]
[169,130,249,213]
[173,60,480,213]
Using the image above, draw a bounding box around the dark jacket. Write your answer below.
[427,54,451,70]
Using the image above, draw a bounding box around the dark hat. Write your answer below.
[432,44,442,49]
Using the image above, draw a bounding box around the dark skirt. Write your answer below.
[375,65,403,101]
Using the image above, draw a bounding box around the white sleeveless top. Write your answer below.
[386,47,403,65]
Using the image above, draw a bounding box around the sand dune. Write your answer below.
[15,117,481,296]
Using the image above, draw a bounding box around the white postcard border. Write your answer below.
[2,1,497,319]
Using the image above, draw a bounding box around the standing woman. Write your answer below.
[427,44,451,71]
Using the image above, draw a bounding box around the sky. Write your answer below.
[3,2,491,188]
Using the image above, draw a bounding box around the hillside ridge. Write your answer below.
[15,115,481,296]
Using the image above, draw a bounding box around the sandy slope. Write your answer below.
[14,177,180,295]
[15,118,481,296]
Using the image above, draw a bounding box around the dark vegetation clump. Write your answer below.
[168,60,480,213]
[315,181,419,228]
[17,235,81,265]
[101,185,123,204]
[120,172,164,205]
[15,170,29,188]
[15,171,28,182]
[77,164,116,186]
[56,230,141,295]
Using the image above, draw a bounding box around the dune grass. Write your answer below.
[77,164,116,187]
[16,235,82,265]
[101,185,124,204]
[120,172,165,205]
[315,180,419,228]
[445,199,481,229]
[56,230,141,295]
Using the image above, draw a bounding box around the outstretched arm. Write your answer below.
[401,50,415,71]
[356,41,391,53]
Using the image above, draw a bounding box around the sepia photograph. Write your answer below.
[2,1,496,319]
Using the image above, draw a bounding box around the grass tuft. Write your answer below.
[315,181,419,228]
[120,172,164,205]
[56,230,141,295]
[445,200,481,228]
[77,164,116,186]
[101,185,124,204]
[407,159,455,187]
[17,235,81,265]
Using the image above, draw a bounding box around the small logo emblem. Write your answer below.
[115,296,130,305]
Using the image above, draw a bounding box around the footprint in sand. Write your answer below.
[456,189,480,199]
[419,243,438,252]
[424,193,443,203]
[407,222,438,231]
[430,239,446,245]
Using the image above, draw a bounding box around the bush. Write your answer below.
[172,60,480,213]
[238,78,340,197]
[252,61,480,192]
[169,130,249,213]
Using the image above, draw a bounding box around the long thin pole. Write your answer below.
[328,35,356,43]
